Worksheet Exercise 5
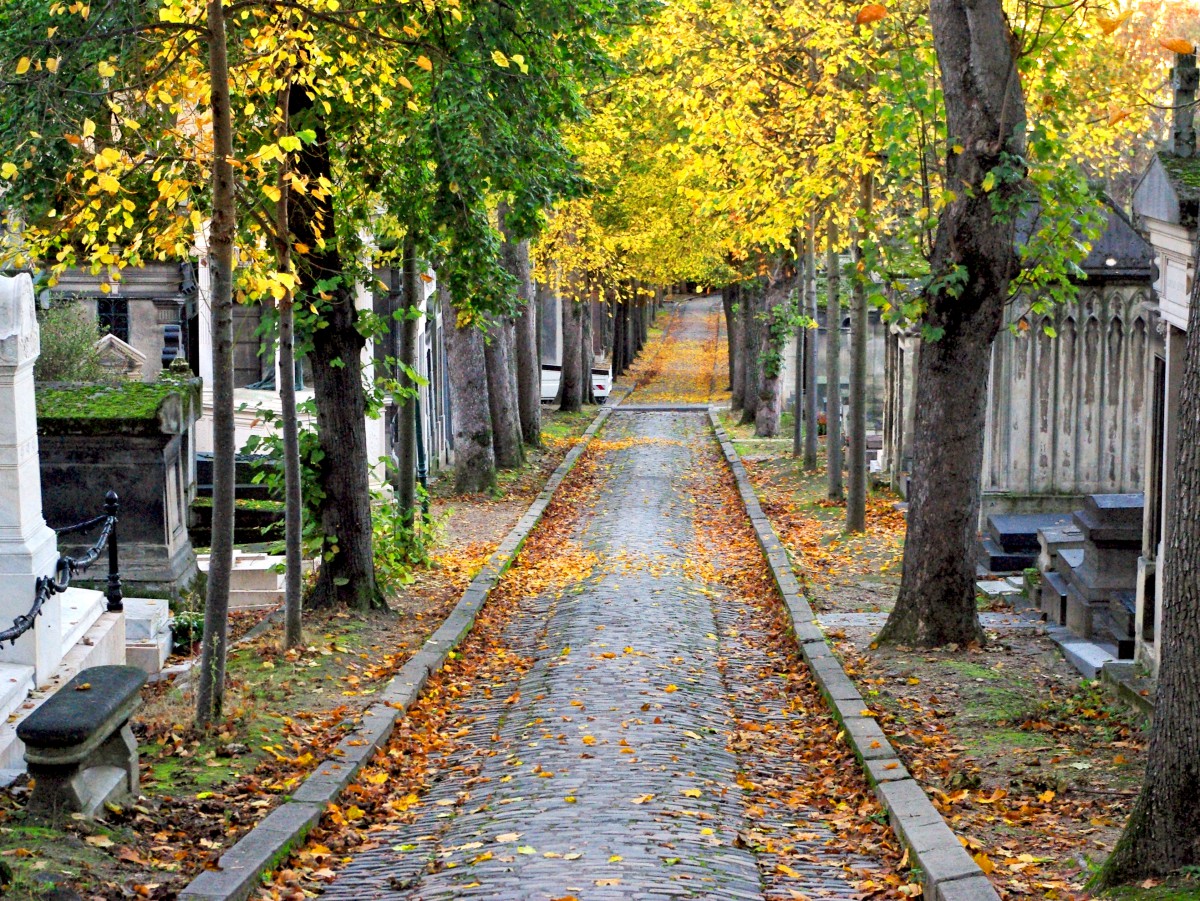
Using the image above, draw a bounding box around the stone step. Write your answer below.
[197,553,285,592]
[127,629,173,675]
[59,587,106,662]
[978,537,1036,574]
[986,513,1073,554]
[1056,547,1085,577]
[1109,590,1137,638]
[0,665,34,725]
[1095,611,1136,661]
[124,597,170,642]
[230,588,283,610]
[1042,571,1069,625]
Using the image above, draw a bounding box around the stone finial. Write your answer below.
[1169,52,1198,158]
[0,273,38,367]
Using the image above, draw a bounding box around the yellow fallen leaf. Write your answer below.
[496,832,521,843]
[85,835,114,848]
[681,788,701,798]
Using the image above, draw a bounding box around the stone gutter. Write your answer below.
[707,409,1001,901]
[179,403,616,901]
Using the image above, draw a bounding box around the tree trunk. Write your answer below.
[611,292,626,376]
[740,282,761,425]
[485,316,524,469]
[793,250,805,457]
[847,172,874,533]
[803,221,820,470]
[826,220,843,502]
[730,283,746,410]
[722,287,736,391]
[445,285,496,493]
[755,266,788,438]
[628,296,638,367]
[196,0,235,728]
[397,241,420,523]
[877,0,1026,647]
[290,87,379,612]
[1094,241,1200,883]
[581,291,595,405]
[508,238,541,446]
[560,296,583,412]
[274,87,302,651]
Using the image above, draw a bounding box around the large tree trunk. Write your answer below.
[740,281,761,425]
[877,0,1026,647]
[445,285,496,493]
[508,238,541,446]
[560,296,583,412]
[847,173,874,533]
[825,220,844,502]
[485,316,524,469]
[196,0,235,728]
[290,87,379,612]
[581,286,595,405]
[803,222,820,470]
[755,266,789,438]
[1095,241,1200,884]
[730,283,746,410]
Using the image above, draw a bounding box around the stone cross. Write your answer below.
[0,274,64,682]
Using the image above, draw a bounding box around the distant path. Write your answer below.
[322,298,888,900]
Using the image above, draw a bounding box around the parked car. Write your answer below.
[541,364,612,403]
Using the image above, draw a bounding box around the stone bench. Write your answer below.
[17,665,146,819]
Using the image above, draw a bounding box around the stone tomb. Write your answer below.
[1063,493,1143,656]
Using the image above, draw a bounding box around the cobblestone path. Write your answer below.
[321,300,892,900]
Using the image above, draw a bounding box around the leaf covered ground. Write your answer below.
[730,423,1151,899]
[0,409,595,900]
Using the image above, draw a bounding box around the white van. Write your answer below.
[541,364,612,403]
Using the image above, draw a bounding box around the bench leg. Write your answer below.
[26,722,138,820]
[26,762,88,821]
[91,721,139,797]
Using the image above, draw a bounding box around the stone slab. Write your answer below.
[937,876,1003,901]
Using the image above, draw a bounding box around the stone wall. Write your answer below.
[981,285,1160,518]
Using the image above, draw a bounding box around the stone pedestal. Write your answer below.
[1064,494,1143,654]
[0,275,64,683]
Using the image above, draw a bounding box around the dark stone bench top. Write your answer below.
[18,666,146,750]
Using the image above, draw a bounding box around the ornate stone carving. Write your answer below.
[0,274,38,367]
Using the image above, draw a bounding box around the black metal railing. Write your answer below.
[0,492,123,647]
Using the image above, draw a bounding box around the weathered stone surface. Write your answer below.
[936,875,1003,901]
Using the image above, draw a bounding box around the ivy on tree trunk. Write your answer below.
[877,0,1026,647]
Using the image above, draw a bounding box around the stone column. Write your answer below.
[0,274,64,682]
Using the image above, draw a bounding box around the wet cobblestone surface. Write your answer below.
[322,302,886,900]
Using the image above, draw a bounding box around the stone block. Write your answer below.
[936,876,1002,901]
[920,844,988,887]
[865,757,910,784]
[123,597,170,642]
[843,717,896,760]
[874,778,944,835]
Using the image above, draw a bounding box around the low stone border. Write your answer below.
[179,405,615,901]
[707,410,1000,901]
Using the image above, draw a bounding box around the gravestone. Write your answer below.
[0,274,66,683]
[1064,494,1143,656]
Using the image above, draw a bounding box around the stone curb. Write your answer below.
[179,404,616,901]
[706,409,1000,901]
